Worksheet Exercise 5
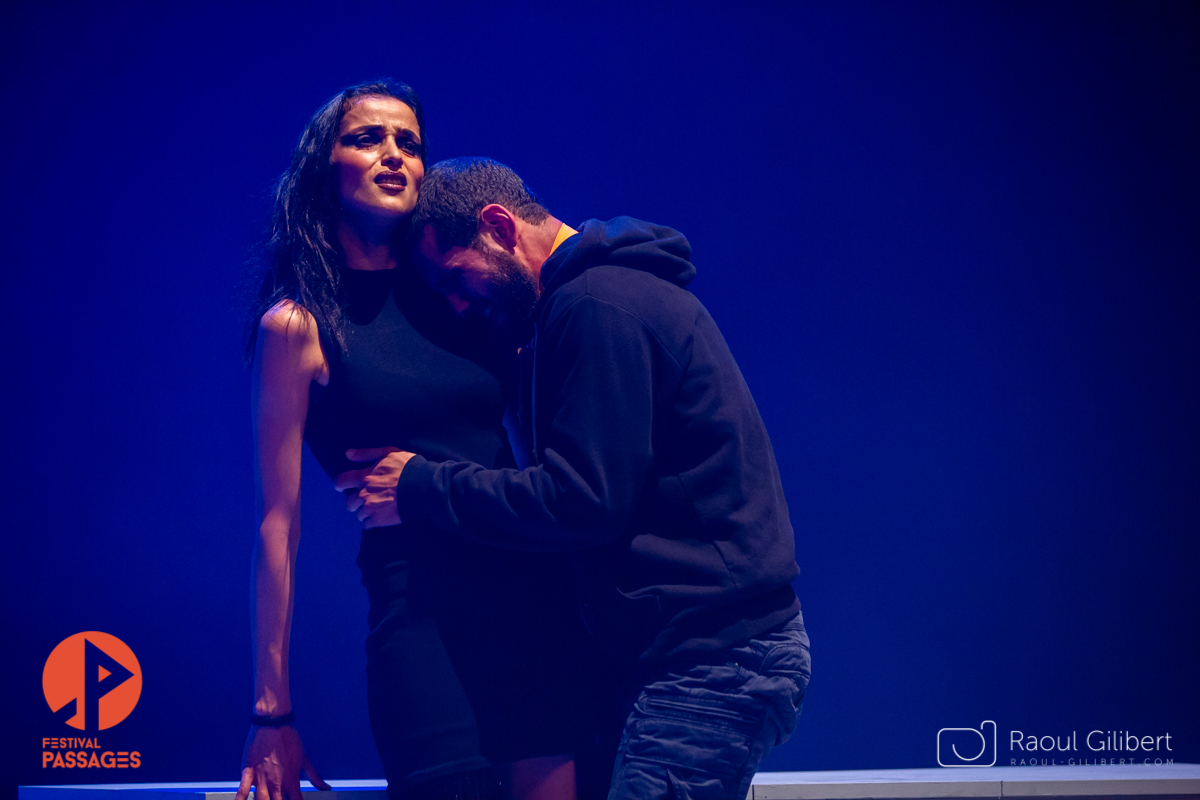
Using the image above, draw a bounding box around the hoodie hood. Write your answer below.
[537,217,696,311]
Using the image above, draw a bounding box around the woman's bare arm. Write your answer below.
[236,301,330,800]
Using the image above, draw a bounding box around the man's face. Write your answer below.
[416,225,539,340]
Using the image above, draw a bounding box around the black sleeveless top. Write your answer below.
[304,265,515,479]
[303,263,528,623]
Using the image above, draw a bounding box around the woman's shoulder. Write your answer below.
[259,299,318,341]
[255,300,329,384]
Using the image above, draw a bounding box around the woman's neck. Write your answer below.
[337,216,398,272]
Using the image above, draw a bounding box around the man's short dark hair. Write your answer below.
[412,157,549,251]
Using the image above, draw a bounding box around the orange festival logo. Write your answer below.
[43,632,142,731]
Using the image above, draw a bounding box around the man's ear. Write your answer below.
[478,204,519,249]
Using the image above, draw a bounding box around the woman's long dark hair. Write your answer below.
[243,79,426,362]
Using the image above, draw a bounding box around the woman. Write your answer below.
[236,80,586,800]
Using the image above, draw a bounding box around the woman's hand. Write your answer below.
[236,724,330,800]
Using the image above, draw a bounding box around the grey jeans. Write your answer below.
[607,612,811,799]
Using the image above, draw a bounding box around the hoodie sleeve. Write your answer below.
[395,293,666,551]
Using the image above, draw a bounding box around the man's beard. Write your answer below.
[478,243,539,342]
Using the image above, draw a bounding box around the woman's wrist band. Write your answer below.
[250,711,295,727]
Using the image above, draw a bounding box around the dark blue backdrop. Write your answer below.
[2,2,1197,798]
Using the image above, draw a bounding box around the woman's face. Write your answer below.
[330,95,424,224]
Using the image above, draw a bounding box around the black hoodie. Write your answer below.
[397,217,801,671]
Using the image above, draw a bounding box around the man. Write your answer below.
[337,157,810,799]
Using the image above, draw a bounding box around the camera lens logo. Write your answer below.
[42,632,142,732]
[937,720,997,767]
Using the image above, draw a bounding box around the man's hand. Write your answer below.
[236,725,330,800]
[333,447,417,528]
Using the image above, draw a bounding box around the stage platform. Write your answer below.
[747,765,1200,799]
[19,765,1200,800]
